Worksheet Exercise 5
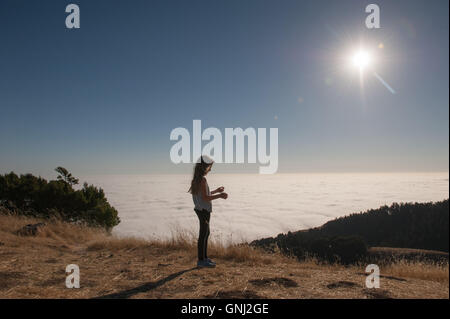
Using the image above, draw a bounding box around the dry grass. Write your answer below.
[0,212,104,245]
[382,260,449,283]
[85,227,278,265]
[86,237,150,251]
[0,213,448,299]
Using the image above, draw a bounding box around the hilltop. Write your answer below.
[251,200,449,265]
[0,212,447,299]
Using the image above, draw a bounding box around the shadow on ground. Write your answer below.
[94,267,198,299]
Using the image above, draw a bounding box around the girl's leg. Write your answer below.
[204,212,211,259]
[196,210,208,261]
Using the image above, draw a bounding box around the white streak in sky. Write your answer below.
[373,72,396,94]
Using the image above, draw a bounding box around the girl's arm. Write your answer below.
[201,179,226,202]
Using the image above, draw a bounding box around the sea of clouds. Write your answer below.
[79,173,449,244]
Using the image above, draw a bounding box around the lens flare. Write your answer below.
[352,50,371,70]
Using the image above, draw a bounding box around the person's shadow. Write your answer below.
[93,267,198,299]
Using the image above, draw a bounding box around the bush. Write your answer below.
[0,169,120,231]
[257,230,368,265]
[326,236,367,264]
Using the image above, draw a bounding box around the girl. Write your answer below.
[189,155,228,268]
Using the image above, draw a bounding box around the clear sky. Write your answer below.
[0,0,448,177]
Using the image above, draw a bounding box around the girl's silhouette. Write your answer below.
[189,155,228,268]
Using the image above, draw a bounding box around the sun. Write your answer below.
[352,50,371,70]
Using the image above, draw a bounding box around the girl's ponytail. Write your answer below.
[188,155,214,194]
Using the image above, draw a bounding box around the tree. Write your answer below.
[55,167,79,186]
[0,170,120,230]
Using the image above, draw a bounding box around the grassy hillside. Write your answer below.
[252,200,449,264]
[318,200,449,252]
[0,212,448,299]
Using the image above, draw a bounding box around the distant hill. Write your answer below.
[251,200,449,263]
[314,200,449,252]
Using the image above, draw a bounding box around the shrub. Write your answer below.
[326,236,367,264]
[0,168,120,231]
[257,231,368,265]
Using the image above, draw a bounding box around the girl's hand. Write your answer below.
[220,192,228,199]
[216,186,225,193]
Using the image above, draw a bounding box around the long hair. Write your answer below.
[188,155,214,194]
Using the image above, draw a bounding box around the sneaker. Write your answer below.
[197,259,216,268]
[206,258,216,265]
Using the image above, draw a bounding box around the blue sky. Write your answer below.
[0,0,448,177]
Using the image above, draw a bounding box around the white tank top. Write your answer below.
[192,179,212,212]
